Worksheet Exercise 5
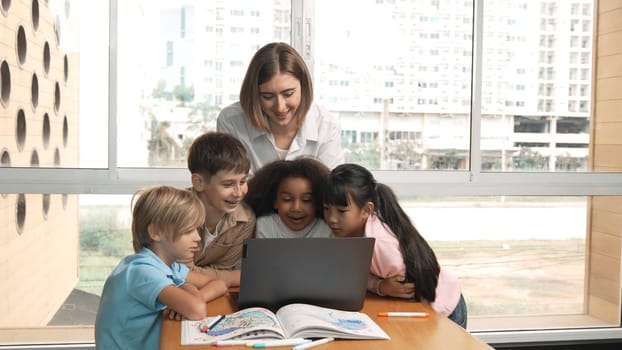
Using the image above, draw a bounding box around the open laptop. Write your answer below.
[234,237,375,312]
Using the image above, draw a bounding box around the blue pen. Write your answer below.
[208,315,226,330]
[199,315,225,332]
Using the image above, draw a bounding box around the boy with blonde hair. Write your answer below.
[95,186,227,350]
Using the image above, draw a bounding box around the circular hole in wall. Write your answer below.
[53,147,60,166]
[54,82,60,113]
[63,54,68,82]
[0,150,8,198]
[43,41,50,74]
[32,0,39,31]
[30,149,39,166]
[17,25,27,65]
[16,109,26,151]
[62,115,68,147]
[31,72,38,109]
[1,149,10,166]
[1,0,10,15]
[42,112,50,149]
[42,193,50,219]
[1,60,10,106]
[16,193,26,235]
[54,15,61,45]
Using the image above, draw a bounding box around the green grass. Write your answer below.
[77,251,129,296]
[78,205,133,296]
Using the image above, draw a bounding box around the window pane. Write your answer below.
[116,0,291,167]
[406,195,619,331]
[77,195,133,299]
[315,0,473,170]
[480,0,593,172]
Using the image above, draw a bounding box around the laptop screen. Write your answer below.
[237,237,375,312]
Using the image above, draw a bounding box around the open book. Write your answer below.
[181,303,390,345]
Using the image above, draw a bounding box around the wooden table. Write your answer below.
[160,292,492,349]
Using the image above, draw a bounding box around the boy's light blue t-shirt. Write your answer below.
[94,247,189,350]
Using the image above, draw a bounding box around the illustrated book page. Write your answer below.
[181,307,285,345]
[276,303,390,340]
[181,303,389,345]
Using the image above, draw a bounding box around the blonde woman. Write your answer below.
[217,42,344,174]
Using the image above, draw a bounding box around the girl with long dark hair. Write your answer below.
[323,163,467,328]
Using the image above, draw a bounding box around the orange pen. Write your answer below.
[378,312,429,318]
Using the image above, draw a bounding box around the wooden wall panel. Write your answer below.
[595,77,622,100]
[589,295,619,324]
[591,207,622,236]
[598,7,622,34]
[597,31,622,57]
[593,145,622,168]
[587,0,622,324]
[599,0,622,13]
[594,100,622,122]
[591,231,621,258]
[589,253,620,302]
[591,196,622,212]
[593,123,622,145]
[596,54,622,78]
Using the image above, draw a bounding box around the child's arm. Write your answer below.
[188,265,241,287]
[369,274,415,299]
[380,275,415,299]
[213,269,240,287]
[159,272,227,321]
[367,229,415,299]
[179,256,240,287]
[183,216,253,287]
[202,218,254,287]
[157,285,208,321]
[185,270,228,301]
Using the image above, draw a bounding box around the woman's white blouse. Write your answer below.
[217,102,344,174]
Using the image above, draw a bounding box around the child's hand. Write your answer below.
[379,275,415,299]
[180,282,201,297]
[162,308,183,320]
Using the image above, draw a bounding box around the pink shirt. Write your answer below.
[365,215,462,316]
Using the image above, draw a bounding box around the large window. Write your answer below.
[116,0,291,167]
[2,0,622,347]
[315,0,472,170]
